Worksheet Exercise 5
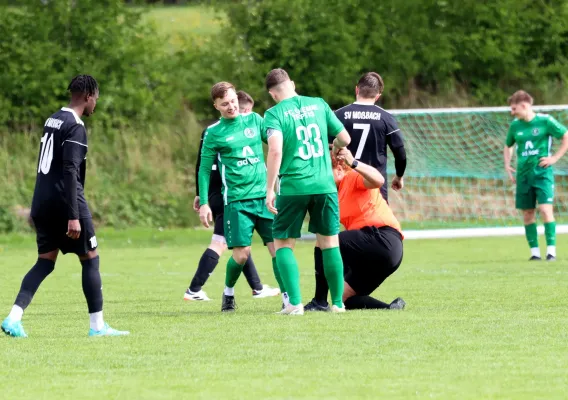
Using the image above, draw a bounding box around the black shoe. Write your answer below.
[389,297,406,310]
[304,298,330,312]
[529,256,542,261]
[546,254,556,261]
[221,294,236,312]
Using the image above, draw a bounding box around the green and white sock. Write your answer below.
[275,248,301,306]
[322,247,344,307]
[544,221,556,256]
[271,257,286,294]
[525,223,539,257]
[225,256,244,290]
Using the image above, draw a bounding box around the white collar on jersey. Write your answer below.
[61,107,85,126]
[353,101,378,106]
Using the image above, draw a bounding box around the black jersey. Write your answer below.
[30,107,91,220]
[195,128,222,197]
[334,102,405,175]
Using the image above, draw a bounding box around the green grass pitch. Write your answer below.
[1,228,567,399]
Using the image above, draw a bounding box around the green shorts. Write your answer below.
[272,193,340,239]
[224,198,274,249]
[516,173,554,209]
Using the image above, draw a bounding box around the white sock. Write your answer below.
[531,247,541,258]
[8,305,23,322]
[224,286,234,296]
[547,246,556,257]
[89,311,104,331]
[282,292,290,307]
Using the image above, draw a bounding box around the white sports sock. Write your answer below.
[531,247,541,258]
[89,311,104,331]
[282,292,290,307]
[8,305,23,322]
[547,246,556,257]
[224,286,235,296]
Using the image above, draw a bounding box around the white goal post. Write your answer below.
[301,104,568,240]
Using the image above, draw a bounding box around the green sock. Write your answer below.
[544,221,556,246]
[524,223,538,249]
[271,257,286,293]
[225,256,245,288]
[322,247,344,307]
[275,248,301,305]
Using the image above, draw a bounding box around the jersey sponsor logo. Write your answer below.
[521,140,539,156]
[532,128,539,136]
[244,128,256,138]
[343,111,381,120]
[237,145,261,166]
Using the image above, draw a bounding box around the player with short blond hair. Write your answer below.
[504,90,568,261]
[198,82,281,312]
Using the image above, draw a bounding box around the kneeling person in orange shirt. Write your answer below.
[306,148,405,311]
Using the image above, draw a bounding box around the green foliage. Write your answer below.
[4,1,568,232]
[187,0,568,116]
[0,0,182,129]
[0,113,201,233]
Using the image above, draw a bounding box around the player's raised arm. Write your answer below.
[337,148,385,189]
[62,125,88,227]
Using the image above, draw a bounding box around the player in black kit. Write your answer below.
[306,72,408,311]
[1,75,129,338]
[183,91,280,301]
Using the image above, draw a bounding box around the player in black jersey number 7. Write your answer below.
[307,72,408,311]
[1,75,129,338]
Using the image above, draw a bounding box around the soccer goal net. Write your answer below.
[385,105,568,238]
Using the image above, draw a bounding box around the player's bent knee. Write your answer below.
[232,247,250,264]
[522,209,536,224]
[342,281,356,302]
[266,242,276,258]
[317,234,339,249]
[274,238,295,251]
[538,204,554,222]
[209,238,227,256]
[79,249,98,261]
[39,249,59,262]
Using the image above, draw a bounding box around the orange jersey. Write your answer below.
[337,170,403,238]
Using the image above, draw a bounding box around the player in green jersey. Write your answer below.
[198,82,281,312]
[264,68,351,315]
[504,90,568,261]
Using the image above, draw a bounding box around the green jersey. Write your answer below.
[506,113,567,177]
[264,95,345,196]
[199,112,267,206]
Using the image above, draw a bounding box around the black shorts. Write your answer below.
[340,226,403,296]
[209,191,224,237]
[33,216,98,256]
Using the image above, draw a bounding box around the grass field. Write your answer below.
[1,228,567,399]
